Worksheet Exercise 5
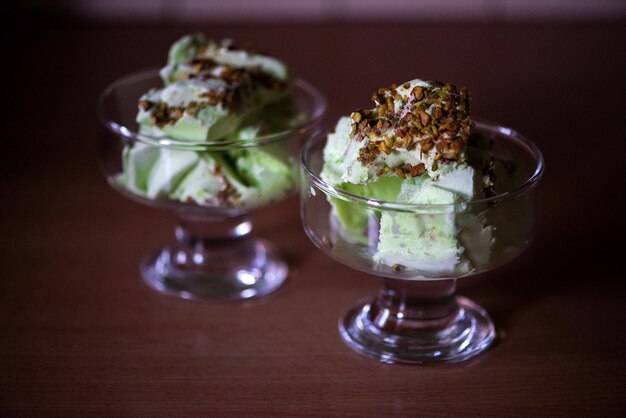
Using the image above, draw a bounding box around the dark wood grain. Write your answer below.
[1,20,625,417]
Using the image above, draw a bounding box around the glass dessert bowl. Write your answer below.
[98,68,326,300]
[301,121,544,364]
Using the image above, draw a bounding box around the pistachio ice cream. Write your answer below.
[321,79,496,275]
[119,35,302,208]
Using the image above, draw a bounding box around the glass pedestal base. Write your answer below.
[339,279,495,364]
[140,212,287,301]
[141,239,287,301]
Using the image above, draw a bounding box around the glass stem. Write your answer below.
[140,209,288,300]
[170,211,254,271]
[368,278,459,334]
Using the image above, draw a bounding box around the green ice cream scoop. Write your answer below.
[120,34,302,209]
[321,79,495,275]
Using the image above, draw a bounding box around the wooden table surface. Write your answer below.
[2,20,625,417]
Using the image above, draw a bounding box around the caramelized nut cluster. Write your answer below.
[351,81,472,178]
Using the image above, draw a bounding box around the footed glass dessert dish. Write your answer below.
[98,69,326,300]
[301,121,544,363]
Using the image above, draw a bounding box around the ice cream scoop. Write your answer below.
[119,35,302,209]
[321,79,493,275]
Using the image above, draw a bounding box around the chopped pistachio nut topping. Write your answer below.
[140,38,289,129]
[185,57,287,92]
[391,263,404,272]
[213,165,242,206]
[350,80,472,178]
[143,100,204,128]
[482,157,497,198]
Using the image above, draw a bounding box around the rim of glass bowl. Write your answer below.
[97,68,327,151]
[301,119,544,213]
